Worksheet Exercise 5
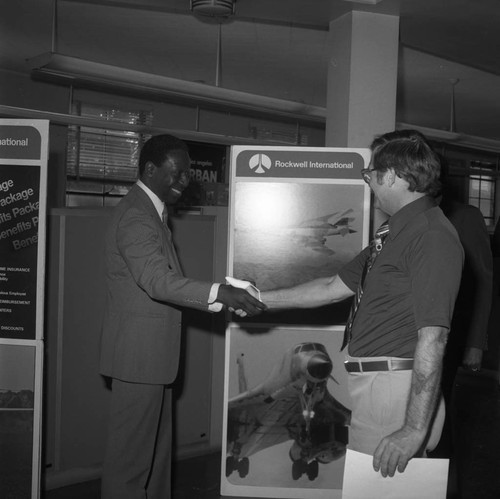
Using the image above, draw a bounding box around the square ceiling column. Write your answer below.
[325,10,399,148]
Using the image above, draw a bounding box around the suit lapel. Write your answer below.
[130,185,183,275]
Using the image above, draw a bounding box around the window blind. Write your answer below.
[67,103,153,189]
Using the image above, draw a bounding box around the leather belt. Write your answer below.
[344,359,414,373]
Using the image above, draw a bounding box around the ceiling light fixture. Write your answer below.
[396,122,460,142]
[27,52,326,123]
[190,0,235,19]
[27,0,324,122]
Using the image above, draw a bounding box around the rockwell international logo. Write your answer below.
[246,152,357,174]
[248,153,272,174]
[236,148,366,180]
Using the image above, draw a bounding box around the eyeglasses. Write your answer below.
[361,167,375,184]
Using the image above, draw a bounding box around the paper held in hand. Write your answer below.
[342,450,449,499]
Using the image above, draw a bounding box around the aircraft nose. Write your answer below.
[307,354,333,381]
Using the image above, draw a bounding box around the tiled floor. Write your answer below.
[43,370,500,499]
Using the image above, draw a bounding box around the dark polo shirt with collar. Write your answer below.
[338,196,463,358]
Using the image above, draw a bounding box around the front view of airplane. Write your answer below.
[225,342,351,482]
[292,342,334,383]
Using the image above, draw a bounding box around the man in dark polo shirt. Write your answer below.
[260,129,463,478]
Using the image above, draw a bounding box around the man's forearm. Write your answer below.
[260,275,354,310]
[405,326,448,435]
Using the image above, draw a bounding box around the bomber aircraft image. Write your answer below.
[225,342,351,481]
[281,209,356,254]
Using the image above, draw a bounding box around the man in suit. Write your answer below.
[99,134,266,499]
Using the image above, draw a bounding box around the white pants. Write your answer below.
[346,358,445,456]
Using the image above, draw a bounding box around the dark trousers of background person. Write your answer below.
[101,379,173,499]
[430,340,463,497]
[436,341,462,457]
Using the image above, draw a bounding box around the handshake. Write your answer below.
[216,277,267,317]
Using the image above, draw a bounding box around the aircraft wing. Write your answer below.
[295,208,354,229]
[325,208,354,227]
[297,213,336,228]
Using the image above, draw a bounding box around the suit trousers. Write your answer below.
[346,366,445,456]
[101,379,173,499]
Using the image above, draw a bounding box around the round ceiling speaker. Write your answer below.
[190,0,235,17]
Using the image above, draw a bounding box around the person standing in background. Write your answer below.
[491,218,500,387]
[99,134,266,499]
[432,162,494,498]
[439,162,493,379]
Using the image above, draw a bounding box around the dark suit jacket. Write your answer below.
[441,199,493,350]
[100,184,213,384]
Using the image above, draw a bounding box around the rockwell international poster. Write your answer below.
[228,146,371,325]
[221,146,371,498]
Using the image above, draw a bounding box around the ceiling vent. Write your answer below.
[190,0,235,18]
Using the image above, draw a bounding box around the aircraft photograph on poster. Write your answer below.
[230,180,369,324]
[221,324,351,499]
[232,181,367,291]
[275,208,357,255]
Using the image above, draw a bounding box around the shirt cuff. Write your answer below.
[208,283,223,312]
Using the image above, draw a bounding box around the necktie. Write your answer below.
[341,221,390,351]
[162,205,173,241]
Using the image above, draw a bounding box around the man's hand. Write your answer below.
[372,426,426,477]
[216,284,267,317]
[462,346,483,371]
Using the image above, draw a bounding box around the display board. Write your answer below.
[0,119,48,498]
[222,324,351,499]
[221,146,371,498]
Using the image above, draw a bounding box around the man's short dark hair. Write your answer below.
[138,135,189,176]
[370,129,441,197]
